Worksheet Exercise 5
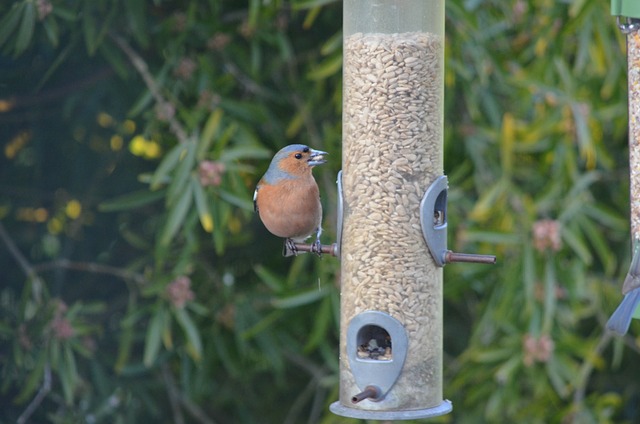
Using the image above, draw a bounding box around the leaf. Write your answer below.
[217,189,254,211]
[159,182,193,246]
[115,319,134,373]
[240,310,283,340]
[219,144,271,162]
[99,39,129,79]
[124,0,149,47]
[271,286,329,309]
[173,307,203,361]
[15,1,35,55]
[82,1,97,54]
[320,29,343,55]
[254,265,285,292]
[42,14,60,47]
[303,296,331,352]
[0,4,24,51]
[191,176,213,233]
[292,0,339,12]
[166,140,196,205]
[198,108,224,159]
[151,143,186,190]
[14,351,47,403]
[143,307,168,367]
[307,53,342,80]
[59,344,78,404]
[99,189,165,212]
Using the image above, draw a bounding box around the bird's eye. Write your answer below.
[302,147,309,153]
[295,153,302,159]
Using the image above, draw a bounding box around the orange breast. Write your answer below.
[256,178,322,240]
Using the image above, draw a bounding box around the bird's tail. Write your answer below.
[607,288,640,335]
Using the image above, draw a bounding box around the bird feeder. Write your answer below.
[331,0,495,420]
[607,1,640,335]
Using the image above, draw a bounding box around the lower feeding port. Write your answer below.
[330,311,452,419]
[351,386,382,404]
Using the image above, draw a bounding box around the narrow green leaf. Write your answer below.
[128,89,154,117]
[143,307,168,367]
[217,189,254,211]
[52,5,77,21]
[36,39,75,91]
[285,108,305,138]
[15,1,35,55]
[14,351,47,403]
[159,182,193,246]
[191,176,213,233]
[0,4,24,50]
[151,143,186,190]
[124,0,149,47]
[304,296,331,352]
[99,39,129,79]
[240,310,283,340]
[254,265,285,292]
[59,345,78,404]
[115,319,134,373]
[219,144,270,162]
[307,53,342,80]
[320,29,343,55]
[561,224,592,264]
[271,286,329,309]
[198,108,223,159]
[166,140,196,204]
[99,189,165,212]
[82,2,97,54]
[42,15,60,47]
[292,0,339,12]
[174,307,203,361]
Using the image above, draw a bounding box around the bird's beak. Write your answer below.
[308,149,328,167]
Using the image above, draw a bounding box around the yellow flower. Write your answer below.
[65,200,82,220]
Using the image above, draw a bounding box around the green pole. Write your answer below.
[612,0,640,18]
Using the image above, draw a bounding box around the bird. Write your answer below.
[607,242,640,335]
[253,144,327,256]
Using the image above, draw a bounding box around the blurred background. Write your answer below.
[0,0,637,422]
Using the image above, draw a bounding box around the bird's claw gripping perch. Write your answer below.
[283,240,338,257]
[311,238,323,256]
[283,238,298,257]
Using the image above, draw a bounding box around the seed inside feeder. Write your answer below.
[341,29,444,409]
[356,324,392,361]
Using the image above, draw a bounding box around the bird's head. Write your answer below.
[270,144,327,178]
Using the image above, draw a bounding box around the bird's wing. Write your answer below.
[253,187,259,212]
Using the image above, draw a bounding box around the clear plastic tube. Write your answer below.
[339,0,446,413]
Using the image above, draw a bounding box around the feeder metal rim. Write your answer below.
[330,399,452,420]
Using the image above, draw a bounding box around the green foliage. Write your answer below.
[0,0,638,423]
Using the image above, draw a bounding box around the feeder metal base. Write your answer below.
[329,399,452,420]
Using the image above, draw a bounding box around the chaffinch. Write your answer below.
[254,144,327,256]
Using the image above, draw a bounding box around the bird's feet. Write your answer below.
[310,238,323,257]
[283,238,298,257]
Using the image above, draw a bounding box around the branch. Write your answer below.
[17,364,52,424]
[572,331,613,416]
[32,259,147,285]
[110,33,189,144]
[0,220,37,280]
[161,364,219,424]
[162,364,185,424]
